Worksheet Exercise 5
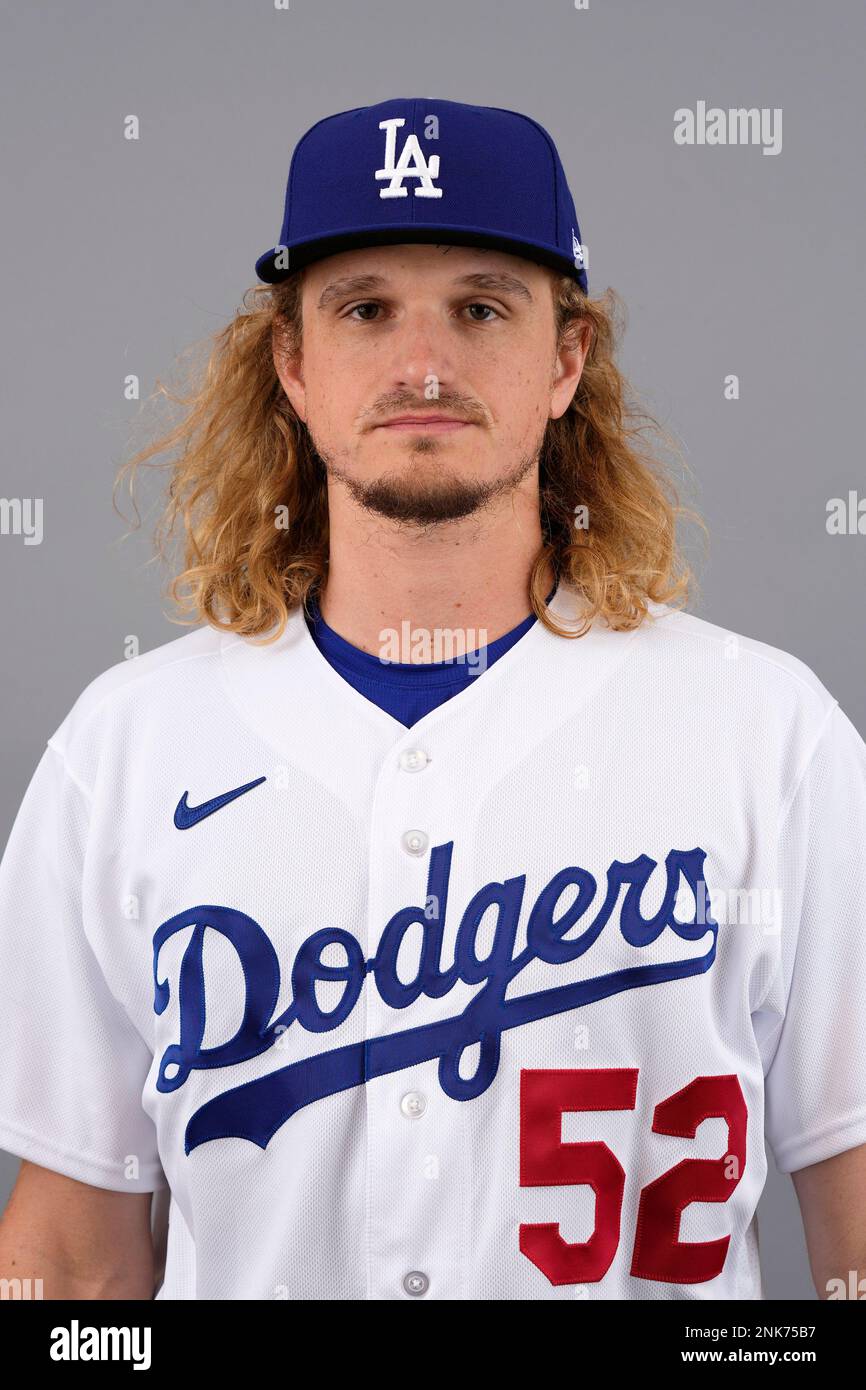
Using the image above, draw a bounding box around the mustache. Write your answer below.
[363,398,486,427]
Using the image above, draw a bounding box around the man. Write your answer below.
[0,97,864,1301]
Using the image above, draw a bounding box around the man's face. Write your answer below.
[274,242,586,526]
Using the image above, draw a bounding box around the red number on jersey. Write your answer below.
[519,1068,747,1286]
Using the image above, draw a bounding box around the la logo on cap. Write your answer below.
[376,117,443,199]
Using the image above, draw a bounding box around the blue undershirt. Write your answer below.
[305,585,557,728]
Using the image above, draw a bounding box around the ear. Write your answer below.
[550,315,590,421]
[272,318,307,423]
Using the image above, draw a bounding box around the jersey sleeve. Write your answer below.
[0,739,167,1192]
[762,701,866,1174]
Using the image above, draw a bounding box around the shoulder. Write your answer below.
[641,602,834,710]
[635,600,841,772]
[553,585,842,771]
[47,623,225,775]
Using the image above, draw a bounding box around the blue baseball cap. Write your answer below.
[255,96,588,293]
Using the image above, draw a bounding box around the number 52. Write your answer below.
[519,1069,747,1285]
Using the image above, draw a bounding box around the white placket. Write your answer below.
[363,735,468,1300]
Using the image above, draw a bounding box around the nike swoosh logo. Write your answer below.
[174,776,267,829]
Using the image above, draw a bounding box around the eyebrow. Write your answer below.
[316,269,534,309]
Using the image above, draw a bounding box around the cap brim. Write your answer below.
[255,227,587,292]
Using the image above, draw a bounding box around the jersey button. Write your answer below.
[399,748,430,773]
[403,1270,430,1297]
[400,1090,427,1118]
[401,830,429,856]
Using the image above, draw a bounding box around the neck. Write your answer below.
[317,480,554,660]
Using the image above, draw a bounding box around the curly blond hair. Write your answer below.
[115,268,705,644]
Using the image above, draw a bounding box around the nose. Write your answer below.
[389,306,457,394]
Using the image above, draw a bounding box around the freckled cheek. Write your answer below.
[480,361,550,435]
[307,374,369,442]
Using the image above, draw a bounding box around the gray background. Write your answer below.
[1,0,864,1299]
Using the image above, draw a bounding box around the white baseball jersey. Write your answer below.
[1,581,866,1301]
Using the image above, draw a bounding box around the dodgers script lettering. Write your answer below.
[151,841,718,1155]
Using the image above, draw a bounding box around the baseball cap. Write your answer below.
[254,96,588,293]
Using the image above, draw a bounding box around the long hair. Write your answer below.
[114,269,705,644]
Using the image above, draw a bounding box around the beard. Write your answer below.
[312,432,541,528]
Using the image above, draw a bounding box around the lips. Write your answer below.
[382,415,464,425]
[376,416,473,432]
